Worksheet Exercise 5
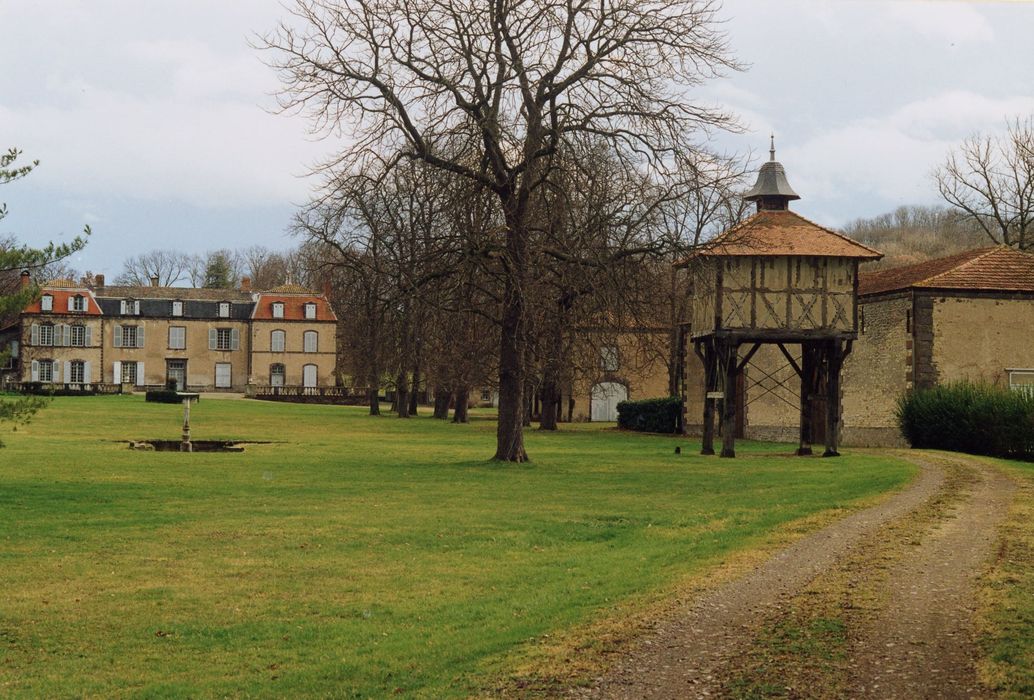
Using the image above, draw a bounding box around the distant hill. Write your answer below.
[843,205,988,270]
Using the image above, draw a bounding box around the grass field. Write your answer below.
[0,396,914,698]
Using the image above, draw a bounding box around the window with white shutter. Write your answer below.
[69,361,85,384]
[172,300,183,317]
[70,325,86,347]
[270,330,285,352]
[303,331,317,353]
[272,302,284,319]
[215,362,232,388]
[304,303,316,319]
[38,324,54,346]
[38,360,54,383]
[169,326,186,350]
[219,302,230,318]
[40,295,53,312]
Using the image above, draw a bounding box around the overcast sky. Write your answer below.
[2,0,1032,277]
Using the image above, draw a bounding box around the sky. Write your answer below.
[1,0,1033,277]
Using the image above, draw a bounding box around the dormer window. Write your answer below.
[120,299,140,315]
[69,294,86,312]
[272,302,284,319]
[172,300,183,317]
[218,302,230,318]
[304,302,317,320]
[40,295,53,312]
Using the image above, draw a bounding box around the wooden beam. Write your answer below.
[736,342,762,374]
[776,343,802,377]
[721,341,739,458]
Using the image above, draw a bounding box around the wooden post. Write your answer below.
[697,339,716,455]
[823,341,844,457]
[720,341,739,458]
[797,342,814,456]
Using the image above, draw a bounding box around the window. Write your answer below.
[208,327,239,351]
[38,359,53,383]
[215,362,232,388]
[303,330,318,353]
[272,302,284,319]
[38,323,54,347]
[216,328,232,350]
[40,295,53,312]
[121,361,137,385]
[122,326,138,348]
[70,325,86,347]
[120,299,140,315]
[302,363,317,387]
[172,300,183,317]
[69,295,86,312]
[304,302,317,320]
[270,330,286,352]
[601,345,619,372]
[219,302,230,318]
[270,363,285,387]
[169,326,186,350]
[69,360,85,384]
[480,389,492,401]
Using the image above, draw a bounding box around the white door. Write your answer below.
[302,364,317,388]
[215,362,232,389]
[590,382,627,422]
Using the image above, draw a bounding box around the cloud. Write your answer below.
[775,90,1033,219]
[886,2,994,44]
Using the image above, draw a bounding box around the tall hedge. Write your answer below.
[617,396,682,434]
[897,382,1034,460]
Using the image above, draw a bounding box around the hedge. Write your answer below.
[617,396,682,434]
[145,390,183,404]
[897,382,1034,460]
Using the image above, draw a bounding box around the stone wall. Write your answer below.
[928,293,1034,386]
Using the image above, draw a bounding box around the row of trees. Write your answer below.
[261,0,747,461]
[113,246,311,290]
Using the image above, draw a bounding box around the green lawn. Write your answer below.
[0,396,913,698]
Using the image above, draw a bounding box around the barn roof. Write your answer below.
[858,246,1034,296]
[676,209,883,265]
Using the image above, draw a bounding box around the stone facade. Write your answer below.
[10,279,338,392]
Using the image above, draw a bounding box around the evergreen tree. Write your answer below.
[0,147,90,442]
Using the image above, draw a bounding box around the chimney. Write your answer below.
[322,279,332,298]
[20,270,30,289]
[241,276,252,292]
[150,275,159,288]
[95,274,105,288]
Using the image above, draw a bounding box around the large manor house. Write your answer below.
[2,274,337,392]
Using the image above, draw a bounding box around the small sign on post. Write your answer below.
[706,391,725,400]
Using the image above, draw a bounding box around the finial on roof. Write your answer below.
[744,137,800,211]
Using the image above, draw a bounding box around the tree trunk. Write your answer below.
[367,387,380,416]
[539,379,558,431]
[453,387,469,423]
[493,217,529,462]
[396,370,410,418]
[433,389,452,420]
[408,361,421,416]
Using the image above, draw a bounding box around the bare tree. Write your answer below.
[114,249,191,286]
[935,117,1034,251]
[262,0,740,461]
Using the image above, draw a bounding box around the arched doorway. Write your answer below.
[591,382,627,422]
[302,364,318,388]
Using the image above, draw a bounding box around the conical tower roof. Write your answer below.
[743,136,800,210]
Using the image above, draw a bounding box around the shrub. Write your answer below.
[897,382,1034,460]
[145,390,183,404]
[617,396,683,434]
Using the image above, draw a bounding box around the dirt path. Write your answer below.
[576,454,946,699]
[847,455,1015,698]
[574,452,1015,700]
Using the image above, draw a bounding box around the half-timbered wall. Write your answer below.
[692,256,857,337]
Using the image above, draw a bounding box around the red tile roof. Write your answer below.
[677,210,882,265]
[24,288,101,315]
[252,293,337,321]
[859,246,1034,296]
